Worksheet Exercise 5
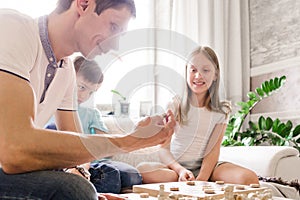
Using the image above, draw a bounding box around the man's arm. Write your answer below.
[0,72,94,173]
[0,72,175,174]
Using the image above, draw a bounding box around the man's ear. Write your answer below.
[77,0,89,14]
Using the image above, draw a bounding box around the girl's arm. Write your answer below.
[196,123,227,181]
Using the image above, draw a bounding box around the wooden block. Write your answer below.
[170,186,179,191]
[186,181,195,186]
[235,185,245,190]
[140,193,149,198]
[215,180,224,185]
[204,189,215,194]
[250,183,260,188]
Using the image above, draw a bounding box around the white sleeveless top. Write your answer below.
[170,105,226,169]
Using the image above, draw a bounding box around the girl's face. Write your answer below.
[76,75,101,104]
[187,52,217,98]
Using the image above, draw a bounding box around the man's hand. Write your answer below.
[112,110,175,152]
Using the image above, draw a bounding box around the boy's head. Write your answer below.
[74,56,104,104]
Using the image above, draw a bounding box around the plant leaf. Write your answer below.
[269,79,275,90]
[256,87,264,97]
[247,92,258,101]
[279,76,286,86]
[111,89,126,101]
[258,116,266,130]
[292,125,300,137]
[272,118,280,132]
[265,117,273,130]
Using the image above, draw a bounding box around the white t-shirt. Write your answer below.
[0,9,77,128]
[170,105,226,169]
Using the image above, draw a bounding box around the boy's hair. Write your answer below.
[55,0,136,17]
[74,56,104,84]
[176,46,231,125]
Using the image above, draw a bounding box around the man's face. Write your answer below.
[74,2,132,58]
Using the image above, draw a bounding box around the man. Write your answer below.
[0,0,175,199]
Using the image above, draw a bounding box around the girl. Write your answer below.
[137,46,259,185]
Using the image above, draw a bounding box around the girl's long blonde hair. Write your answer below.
[174,46,231,125]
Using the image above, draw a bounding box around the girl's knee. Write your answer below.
[136,162,165,173]
[242,170,259,185]
[211,164,259,185]
[231,169,259,185]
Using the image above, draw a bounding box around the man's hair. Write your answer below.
[55,0,136,17]
[74,56,104,84]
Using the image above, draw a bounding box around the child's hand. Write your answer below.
[178,168,195,181]
[65,163,91,180]
[98,193,126,200]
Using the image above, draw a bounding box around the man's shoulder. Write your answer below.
[0,9,38,41]
[0,9,34,25]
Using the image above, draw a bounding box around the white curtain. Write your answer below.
[152,0,250,109]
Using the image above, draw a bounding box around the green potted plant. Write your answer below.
[111,89,130,116]
[222,75,300,154]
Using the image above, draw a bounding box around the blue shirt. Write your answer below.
[78,106,109,134]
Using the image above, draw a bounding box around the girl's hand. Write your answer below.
[178,169,195,181]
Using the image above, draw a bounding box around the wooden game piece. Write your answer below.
[224,185,234,200]
[168,193,179,200]
[233,194,243,200]
[202,185,213,191]
[140,193,149,198]
[248,192,258,199]
[158,184,166,200]
[235,185,245,190]
[197,196,206,200]
[133,181,270,200]
[186,181,195,186]
[170,186,179,191]
[204,189,215,194]
[215,180,224,185]
[250,183,260,188]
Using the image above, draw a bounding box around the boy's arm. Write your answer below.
[0,72,176,174]
[55,110,83,132]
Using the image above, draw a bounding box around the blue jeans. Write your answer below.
[89,160,142,194]
[0,169,98,200]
